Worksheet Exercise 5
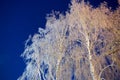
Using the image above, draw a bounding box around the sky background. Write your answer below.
[0,0,118,80]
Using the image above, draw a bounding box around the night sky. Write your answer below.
[0,0,118,80]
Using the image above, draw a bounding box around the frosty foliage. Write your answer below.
[18,0,120,80]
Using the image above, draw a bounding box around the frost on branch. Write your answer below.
[18,0,120,80]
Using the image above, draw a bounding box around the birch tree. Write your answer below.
[18,0,120,80]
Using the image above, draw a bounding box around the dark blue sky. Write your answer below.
[0,0,118,80]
